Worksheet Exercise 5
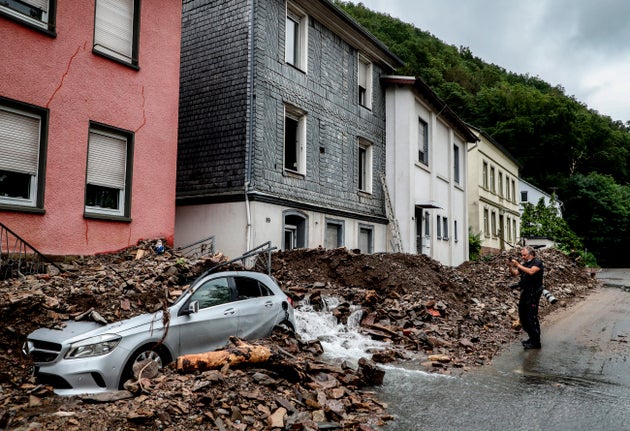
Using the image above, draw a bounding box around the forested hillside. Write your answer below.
[338,1,630,267]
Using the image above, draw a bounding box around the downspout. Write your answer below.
[245,0,255,252]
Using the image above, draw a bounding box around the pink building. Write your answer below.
[0,0,181,255]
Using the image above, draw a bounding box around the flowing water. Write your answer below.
[295,288,630,431]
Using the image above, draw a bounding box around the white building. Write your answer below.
[519,178,563,217]
[382,76,478,266]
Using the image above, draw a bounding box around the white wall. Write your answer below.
[175,201,387,259]
[385,78,469,266]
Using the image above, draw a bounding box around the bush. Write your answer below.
[469,228,482,261]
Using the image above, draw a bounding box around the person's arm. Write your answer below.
[510,259,541,276]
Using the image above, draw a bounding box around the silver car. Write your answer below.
[24,271,296,396]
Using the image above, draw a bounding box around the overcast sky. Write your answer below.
[353,0,630,123]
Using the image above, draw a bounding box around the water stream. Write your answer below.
[295,293,630,431]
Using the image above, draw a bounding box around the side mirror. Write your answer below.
[182,300,199,315]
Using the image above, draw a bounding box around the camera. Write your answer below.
[542,289,557,304]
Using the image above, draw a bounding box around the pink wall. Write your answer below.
[0,1,181,255]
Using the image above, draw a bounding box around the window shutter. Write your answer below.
[23,0,48,12]
[87,130,126,190]
[0,108,40,175]
[94,0,133,60]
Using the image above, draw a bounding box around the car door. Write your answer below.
[233,276,280,339]
[174,275,239,355]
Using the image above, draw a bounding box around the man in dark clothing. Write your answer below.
[508,246,544,349]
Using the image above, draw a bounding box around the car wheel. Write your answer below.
[119,345,169,389]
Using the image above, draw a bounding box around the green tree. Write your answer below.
[563,173,630,267]
[520,197,583,254]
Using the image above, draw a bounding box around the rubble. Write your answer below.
[0,242,599,429]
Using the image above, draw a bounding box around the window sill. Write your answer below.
[84,213,131,223]
[0,204,45,215]
[283,169,305,179]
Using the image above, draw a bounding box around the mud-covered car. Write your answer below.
[24,271,295,395]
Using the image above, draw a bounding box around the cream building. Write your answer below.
[467,126,521,254]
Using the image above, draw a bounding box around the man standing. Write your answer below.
[508,246,544,349]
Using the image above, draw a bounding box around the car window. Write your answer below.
[234,276,272,300]
[189,277,232,309]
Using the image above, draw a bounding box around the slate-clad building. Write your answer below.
[175,0,404,258]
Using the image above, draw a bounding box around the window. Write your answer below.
[521,191,528,202]
[285,2,308,71]
[512,180,516,203]
[424,211,430,237]
[513,219,517,243]
[283,211,307,250]
[189,277,232,309]
[436,215,442,239]
[491,211,497,237]
[358,224,373,254]
[453,144,460,184]
[0,98,48,209]
[358,55,372,109]
[482,161,488,189]
[490,166,496,193]
[284,104,306,174]
[93,0,140,67]
[235,277,271,300]
[442,217,449,240]
[505,175,510,200]
[454,220,458,242]
[418,118,429,165]
[498,172,503,196]
[325,220,344,249]
[358,139,373,193]
[0,0,56,33]
[483,208,489,237]
[85,123,133,218]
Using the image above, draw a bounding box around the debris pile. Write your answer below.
[0,242,599,430]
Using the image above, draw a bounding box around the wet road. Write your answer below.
[378,271,630,431]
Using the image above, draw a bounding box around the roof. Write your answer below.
[467,124,521,167]
[381,75,479,143]
[294,0,405,71]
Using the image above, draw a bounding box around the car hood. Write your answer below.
[28,311,167,344]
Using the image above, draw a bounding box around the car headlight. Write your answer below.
[65,334,122,359]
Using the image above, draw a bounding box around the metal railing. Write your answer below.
[176,235,216,259]
[201,241,277,277]
[0,222,63,280]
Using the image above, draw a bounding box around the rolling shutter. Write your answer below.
[87,130,126,190]
[0,108,40,175]
[94,0,133,60]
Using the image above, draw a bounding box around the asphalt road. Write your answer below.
[380,270,630,430]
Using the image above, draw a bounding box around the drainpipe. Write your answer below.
[245,0,256,251]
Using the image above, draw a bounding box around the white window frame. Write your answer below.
[93,0,139,66]
[483,208,490,238]
[0,0,54,32]
[0,99,47,209]
[358,138,373,193]
[85,124,132,218]
[284,104,307,175]
[358,224,374,254]
[418,117,429,165]
[324,219,344,249]
[442,216,449,240]
[358,54,372,109]
[285,2,308,72]
[453,144,460,184]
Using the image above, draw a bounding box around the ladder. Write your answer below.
[380,174,403,252]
